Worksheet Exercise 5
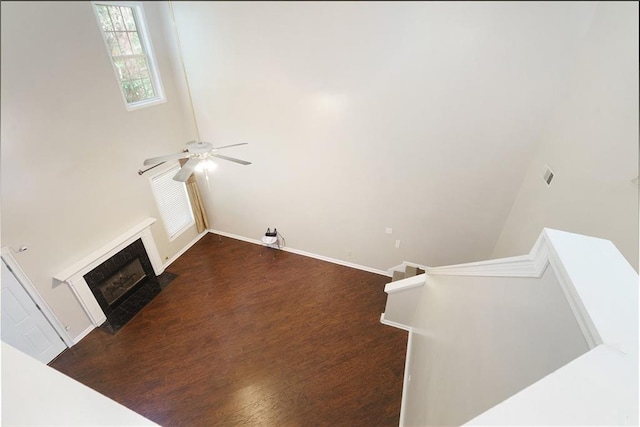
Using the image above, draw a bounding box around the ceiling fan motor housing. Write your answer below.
[188,141,214,154]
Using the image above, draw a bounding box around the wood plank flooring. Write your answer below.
[50,234,407,426]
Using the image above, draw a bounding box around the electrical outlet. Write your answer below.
[385,227,393,234]
[395,240,401,248]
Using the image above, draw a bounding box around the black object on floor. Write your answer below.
[158,271,178,290]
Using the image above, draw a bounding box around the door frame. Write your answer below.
[1,247,74,347]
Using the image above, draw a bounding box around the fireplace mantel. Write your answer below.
[54,218,164,326]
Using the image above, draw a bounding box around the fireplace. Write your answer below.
[99,258,146,306]
[83,238,161,333]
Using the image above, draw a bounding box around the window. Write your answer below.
[93,1,165,109]
[150,165,195,240]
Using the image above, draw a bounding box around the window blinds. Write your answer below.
[151,166,194,240]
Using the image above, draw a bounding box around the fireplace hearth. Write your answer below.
[84,238,161,333]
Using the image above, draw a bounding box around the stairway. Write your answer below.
[380,229,640,426]
[381,263,428,332]
[391,265,425,282]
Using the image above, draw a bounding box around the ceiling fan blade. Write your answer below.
[173,157,200,182]
[143,151,187,166]
[211,142,248,150]
[211,153,252,165]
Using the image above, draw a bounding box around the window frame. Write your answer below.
[91,0,166,111]
[149,163,195,242]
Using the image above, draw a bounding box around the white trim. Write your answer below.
[379,312,412,332]
[208,229,263,245]
[399,329,414,427]
[426,231,549,278]
[379,313,414,427]
[546,247,601,350]
[163,230,208,268]
[66,276,107,327]
[284,246,389,277]
[72,325,96,345]
[1,248,74,347]
[167,219,196,243]
[384,274,426,294]
[53,218,159,281]
[208,229,390,277]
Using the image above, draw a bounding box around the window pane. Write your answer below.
[114,59,129,80]
[136,58,150,78]
[116,32,132,55]
[108,6,125,31]
[129,32,143,55]
[105,32,121,56]
[120,6,137,31]
[143,78,155,98]
[125,58,140,79]
[132,79,146,101]
[96,6,113,31]
[122,81,135,102]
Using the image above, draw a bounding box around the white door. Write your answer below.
[1,260,66,363]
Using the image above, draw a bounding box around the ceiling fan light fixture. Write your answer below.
[142,141,250,182]
[196,159,217,173]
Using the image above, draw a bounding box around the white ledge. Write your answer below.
[54,218,157,282]
[384,273,426,293]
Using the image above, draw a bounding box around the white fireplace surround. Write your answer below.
[54,218,164,326]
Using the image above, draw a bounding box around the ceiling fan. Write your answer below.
[142,141,251,182]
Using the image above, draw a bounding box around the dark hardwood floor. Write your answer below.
[50,234,407,426]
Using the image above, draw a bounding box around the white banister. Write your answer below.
[382,228,638,426]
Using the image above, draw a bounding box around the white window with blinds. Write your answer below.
[150,165,194,240]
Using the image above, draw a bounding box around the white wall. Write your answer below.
[493,2,639,271]
[1,2,198,340]
[403,267,589,426]
[171,2,596,271]
[1,343,158,426]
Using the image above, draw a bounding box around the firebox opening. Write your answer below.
[99,258,147,306]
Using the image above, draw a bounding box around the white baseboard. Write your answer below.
[72,325,95,345]
[208,229,391,277]
[163,230,208,269]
